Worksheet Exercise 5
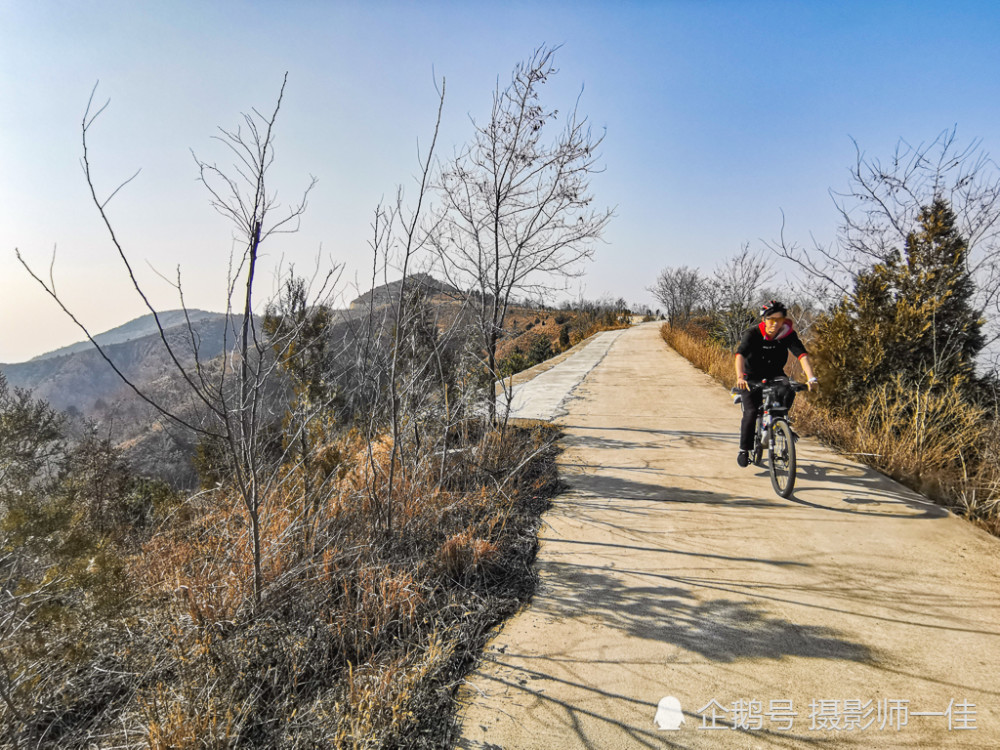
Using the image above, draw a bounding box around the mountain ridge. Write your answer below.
[1,311,242,413]
[25,309,224,363]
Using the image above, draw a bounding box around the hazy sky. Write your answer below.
[4,0,1000,363]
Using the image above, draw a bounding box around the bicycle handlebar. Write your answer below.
[744,377,809,393]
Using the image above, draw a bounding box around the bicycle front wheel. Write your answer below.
[768,419,796,498]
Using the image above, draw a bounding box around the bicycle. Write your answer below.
[738,378,809,498]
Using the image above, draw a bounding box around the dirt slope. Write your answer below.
[458,323,1000,749]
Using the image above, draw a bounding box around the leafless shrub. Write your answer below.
[16,75,336,609]
[704,244,774,350]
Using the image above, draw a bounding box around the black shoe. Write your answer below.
[737,450,749,468]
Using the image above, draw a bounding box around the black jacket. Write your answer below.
[736,320,807,380]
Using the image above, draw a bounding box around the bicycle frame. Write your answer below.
[754,383,790,452]
[745,377,806,497]
[746,379,786,451]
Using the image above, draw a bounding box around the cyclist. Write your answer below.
[734,300,818,467]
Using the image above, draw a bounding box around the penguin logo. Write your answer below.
[654,696,685,730]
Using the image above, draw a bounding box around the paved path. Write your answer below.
[460,323,1000,749]
[498,328,628,422]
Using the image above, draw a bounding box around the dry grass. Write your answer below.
[663,322,738,389]
[1,423,561,748]
[661,323,1000,535]
[497,306,631,363]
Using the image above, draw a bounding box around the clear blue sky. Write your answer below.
[4,0,1000,362]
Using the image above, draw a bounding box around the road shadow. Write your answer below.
[560,426,738,453]
[534,562,876,664]
[558,472,785,508]
[558,424,948,520]
[555,537,810,568]
[457,659,838,749]
[791,456,948,518]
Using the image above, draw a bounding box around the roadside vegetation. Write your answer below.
[495,298,633,378]
[653,132,1000,537]
[1,370,561,747]
[2,47,611,747]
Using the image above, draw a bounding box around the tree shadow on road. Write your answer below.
[457,657,839,749]
[456,561,860,749]
[545,471,994,640]
[557,472,785,508]
[560,426,738,453]
[534,562,877,664]
[555,537,810,568]
[558,425,948,520]
[791,456,948,519]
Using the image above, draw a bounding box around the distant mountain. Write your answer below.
[28,309,224,362]
[0,272,458,419]
[0,310,248,488]
[349,273,460,309]
[0,275,465,487]
[1,311,239,415]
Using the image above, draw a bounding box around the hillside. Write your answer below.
[349,272,460,309]
[27,309,222,362]
[2,311,238,415]
[0,281,624,488]
[0,312,245,487]
[1,294,623,422]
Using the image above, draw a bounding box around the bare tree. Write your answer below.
[707,244,774,350]
[770,128,1000,354]
[363,81,445,534]
[649,265,706,326]
[17,75,325,609]
[430,46,613,423]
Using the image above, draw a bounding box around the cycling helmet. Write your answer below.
[759,299,787,318]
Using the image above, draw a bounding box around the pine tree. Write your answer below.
[813,198,985,408]
[898,199,985,380]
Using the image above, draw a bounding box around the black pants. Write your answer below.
[739,388,763,451]
[739,381,794,451]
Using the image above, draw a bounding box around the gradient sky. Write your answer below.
[4,0,1000,363]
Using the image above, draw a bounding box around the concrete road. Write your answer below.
[498,328,629,422]
[459,323,1000,749]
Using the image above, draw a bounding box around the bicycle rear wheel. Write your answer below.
[768,419,796,497]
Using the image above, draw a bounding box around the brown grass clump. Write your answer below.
[436,529,500,578]
[0,418,561,748]
[660,323,1000,534]
[138,425,562,747]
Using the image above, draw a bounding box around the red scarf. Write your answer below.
[759,318,794,341]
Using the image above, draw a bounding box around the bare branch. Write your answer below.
[15,248,221,437]
[430,46,612,423]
